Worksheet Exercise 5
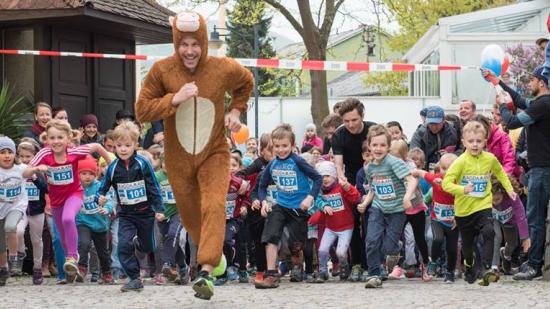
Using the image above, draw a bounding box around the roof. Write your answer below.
[0,0,174,28]
[301,71,378,97]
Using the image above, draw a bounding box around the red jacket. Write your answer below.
[226,173,250,219]
[309,183,360,232]
[424,172,455,225]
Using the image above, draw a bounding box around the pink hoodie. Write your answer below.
[487,123,518,177]
[302,136,323,152]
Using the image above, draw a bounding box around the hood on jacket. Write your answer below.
[169,11,209,75]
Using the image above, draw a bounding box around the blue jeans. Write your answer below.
[527,167,550,271]
[365,207,406,276]
[110,217,122,270]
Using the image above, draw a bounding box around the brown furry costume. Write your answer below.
[135,11,254,267]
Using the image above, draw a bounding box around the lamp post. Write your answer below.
[210,24,260,138]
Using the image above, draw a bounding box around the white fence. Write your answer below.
[246,96,443,145]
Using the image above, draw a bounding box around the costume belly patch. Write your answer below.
[175,96,215,154]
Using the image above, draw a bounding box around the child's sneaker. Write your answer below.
[0,267,9,286]
[331,261,340,277]
[41,265,51,278]
[388,265,405,280]
[192,271,215,300]
[100,271,115,285]
[238,270,249,283]
[359,269,369,282]
[319,270,329,281]
[161,263,178,282]
[500,247,512,275]
[312,271,325,283]
[226,266,238,281]
[405,265,416,278]
[49,263,58,277]
[305,273,315,283]
[121,278,144,292]
[8,255,19,276]
[463,260,476,284]
[214,277,227,286]
[176,267,189,285]
[478,268,499,286]
[76,266,87,283]
[290,265,303,282]
[32,268,43,285]
[426,261,438,276]
[253,271,264,285]
[255,272,280,289]
[63,257,80,283]
[339,263,350,281]
[420,264,433,282]
[91,272,99,283]
[155,273,166,285]
[444,271,455,284]
[349,264,362,282]
[364,276,382,288]
[56,278,67,285]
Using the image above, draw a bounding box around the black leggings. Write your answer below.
[247,211,267,273]
[350,209,367,269]
[304,238,317,274]
[406,211,430,264]
[431,221,459,272]
[456,209,494,269]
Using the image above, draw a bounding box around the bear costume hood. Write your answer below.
[169,11,209,75]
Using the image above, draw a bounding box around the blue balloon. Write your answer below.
[481,58,501,77]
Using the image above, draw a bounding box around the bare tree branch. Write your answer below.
[263,0,305,39]
[316,0,326,28]
[319,0,345,49]
[297,0,321,56]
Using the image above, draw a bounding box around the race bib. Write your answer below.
[433,202,454,222]
[273,169,298,192]
[461,175,488,198]
[117,180,147,205]
[0,182,22,202]
[81,195,99,214]
[226,200,236,219]
[324,193,344,212]
[47,165,74,185]
[25,181,39,201]
[372,177,396,201]
[493,207,513,224]
[161,185,176,204]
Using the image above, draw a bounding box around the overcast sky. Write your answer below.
[160,0,399,43]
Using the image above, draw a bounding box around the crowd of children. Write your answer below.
[0,95,538,294]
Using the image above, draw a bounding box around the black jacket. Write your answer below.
[26,173,48,216]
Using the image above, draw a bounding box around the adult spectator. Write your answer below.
[24,102,52,146]
[320,113,342,155]
[458,99,476,124]
[332,98,376,280]
[80,114,104,145]
[52,106,68,122]
[494,66,550,280]
[410,106,462,171]
[332,101,343,114]
[332,98,376,183]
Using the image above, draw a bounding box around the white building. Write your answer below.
[404,0,549,113]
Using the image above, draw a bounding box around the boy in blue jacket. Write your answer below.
[98,120,163,292]
[256,124,322,288]
[76,156,114,284]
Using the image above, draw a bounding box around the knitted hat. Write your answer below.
[80,114,98,128]
[0,136,16,153]
[78,155,98,175]
[316,160,337,178]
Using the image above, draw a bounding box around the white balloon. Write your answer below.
[481,44,505,62]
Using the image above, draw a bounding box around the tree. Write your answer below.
[226,0,280,96]
[384,0,514,53]
[364,71,408,96]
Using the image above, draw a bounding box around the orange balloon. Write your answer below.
[232,124,250,144]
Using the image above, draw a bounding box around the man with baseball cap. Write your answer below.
[495,65,550,281]
[410,106,462,171]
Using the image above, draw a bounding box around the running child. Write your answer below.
[17,138,48,284]
[75,155,114,284]
[97,120,163,292]
[310,160,360,281]
[23,119,112,283]
[256,124,322,288]
[413,153,459,283]
[357,124,417,288]
[442,121,516,286]
[0,136,28,286]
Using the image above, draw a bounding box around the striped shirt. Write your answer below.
[29,145,90,207]
[365,154,411,214]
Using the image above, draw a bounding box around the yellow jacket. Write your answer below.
[442,151,513,217]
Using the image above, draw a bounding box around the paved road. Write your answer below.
[3,275,550,308]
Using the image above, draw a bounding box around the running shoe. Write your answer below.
[388,265,405,280]
[349,264,362,282]
[255,272,280,289]
[121,278,144,292]
[364,276,382,288]
[193,271,215,300]
[0,267,9,286]
[63,257,80,283]
[32,268,43,285]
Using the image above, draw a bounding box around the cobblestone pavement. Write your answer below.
[3,275,550,308]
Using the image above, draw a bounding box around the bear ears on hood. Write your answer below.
[169,11,209,70]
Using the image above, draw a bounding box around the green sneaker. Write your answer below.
[349,264,362,282]
[193,271,215,300]
[211,255,227,278]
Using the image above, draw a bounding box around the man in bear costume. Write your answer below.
[135,11,253,300]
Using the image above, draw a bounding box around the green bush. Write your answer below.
[0,83,32,140]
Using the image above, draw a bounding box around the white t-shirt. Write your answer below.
[0,164,28,219]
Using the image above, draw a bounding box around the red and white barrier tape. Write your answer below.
[0,49,480,72]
